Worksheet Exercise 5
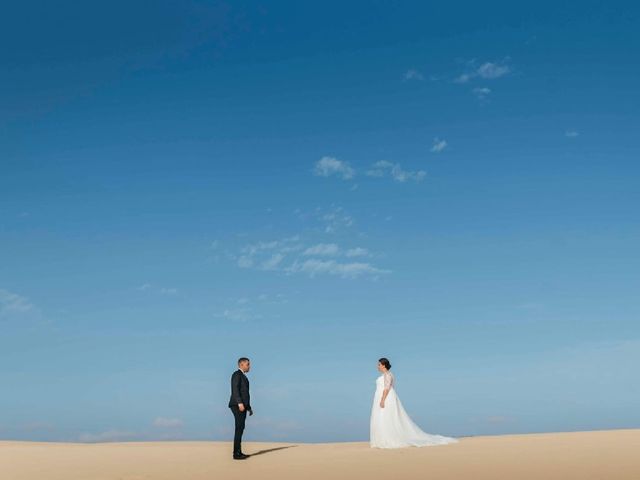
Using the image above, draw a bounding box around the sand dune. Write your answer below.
[2,429,639,480]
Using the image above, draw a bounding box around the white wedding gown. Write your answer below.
[370,372,458,448]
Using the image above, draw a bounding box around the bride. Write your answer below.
[370,357,458,448]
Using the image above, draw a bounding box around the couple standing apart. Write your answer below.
[228,356,457,460]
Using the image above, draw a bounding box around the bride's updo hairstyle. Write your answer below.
[378,357,392,370]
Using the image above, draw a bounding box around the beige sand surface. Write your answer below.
[2,429,639,480]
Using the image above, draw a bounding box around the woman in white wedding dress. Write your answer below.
[370,357,458,449]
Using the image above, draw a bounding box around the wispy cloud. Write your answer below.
[477,61,510,79]
[312,156,430,186]
[454,72,472,84]
[313,156,355,180]
[0,289,34,317]
[256,293,288,304]
[455,60,510,83]
[286,259,389,279]
[318,206,354,233]
[302,243,369,258]
[231,226,384,280]
[472,87,491,101]
[261,253,285,270]
[303,243,340,256]
[215,307,263,322]
[240,235,302,256]
[235,235,303,270]
[226,206,385,280]
[345,247,369,257]
[237,255,254,268]
[366,160,426,182]
[430,138,448,153]
[403,68,424,81]
[213,293,290,323]
[565,129,579,138]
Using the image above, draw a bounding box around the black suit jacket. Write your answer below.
[228,370,251,411]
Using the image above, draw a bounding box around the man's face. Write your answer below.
[240,360,251,373]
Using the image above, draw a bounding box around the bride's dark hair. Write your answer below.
[378,357,391,370]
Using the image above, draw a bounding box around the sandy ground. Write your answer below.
[2,429,639,480]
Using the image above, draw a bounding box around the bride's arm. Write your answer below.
[380,373,391,408]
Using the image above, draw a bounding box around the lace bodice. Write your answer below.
[378,371,394,389]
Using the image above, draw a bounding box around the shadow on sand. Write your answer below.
[249,445,297,457]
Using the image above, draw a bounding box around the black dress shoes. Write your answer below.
[233,453,250,460]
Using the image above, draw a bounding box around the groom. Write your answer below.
[229,357,252,460]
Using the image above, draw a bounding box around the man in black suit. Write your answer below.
[229,357,252,460]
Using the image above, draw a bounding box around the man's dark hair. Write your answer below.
[238,357,250,364]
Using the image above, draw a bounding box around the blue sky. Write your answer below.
[1,1,639,443]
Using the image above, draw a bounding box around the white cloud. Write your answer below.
[477,62,510,79]
[153,417,184,428]
[236,235,303,270]
[303,243,340,256]
[0,289,34,317]
[366,160,393,177]
[159,287,178,295]
[313,156,355,180]
[237,256,254,268]
[454,73,472,84]
[261,253,285,270]
[345,247,369,257]
[455,60,510,83]
[318,206,354,233]
[229,210,386,280]
[366,161,426,182]
[473,87,491,100]
[241,236,301,256]
[215,307,262,322]
[403,69,424,81]
[287,259,389,279]
[565,130,579,138]
[431,138,448,153]
[391,165,426,182]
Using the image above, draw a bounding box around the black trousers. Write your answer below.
[230,405,247,455]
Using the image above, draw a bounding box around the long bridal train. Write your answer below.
[370,371,458,449]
